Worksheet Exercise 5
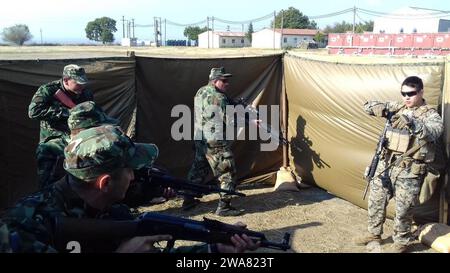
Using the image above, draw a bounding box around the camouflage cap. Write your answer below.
[68,101,119,131]
[209,67,232,81]
[63,64,88,85]
[64,125,158,181]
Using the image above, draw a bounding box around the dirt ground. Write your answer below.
[137,184,436,253]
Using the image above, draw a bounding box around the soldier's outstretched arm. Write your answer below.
[363,101,401,117]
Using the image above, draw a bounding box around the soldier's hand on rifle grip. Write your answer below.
[216,233,261,253]
[215,222,261,253]
[116,235,173,253]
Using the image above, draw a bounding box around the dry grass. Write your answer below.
[0,45,284,60]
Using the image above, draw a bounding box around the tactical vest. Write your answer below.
[385,104,436,163]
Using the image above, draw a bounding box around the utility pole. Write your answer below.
[40,28,43,44]
[154,17,160,47]
[126,20,130,38]
[280,9,284,49]
[132,19,135,38]
[122,16,126,38]
[273,11,276,50]
[212,16,214,48]
[159,17,162,46]
[352,6,356,34]
[207,16,210,49]
[164,19,167,47]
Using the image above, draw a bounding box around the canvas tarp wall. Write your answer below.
[1,52,447,222]
[284,53,448,221]
[135,55,283,184]
[0,58,136,208]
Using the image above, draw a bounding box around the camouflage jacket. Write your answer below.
[0,176,209,253]
[364,100,444,178]
[193,84,232,146]
[364,100,443,143]
[28,79,94,143]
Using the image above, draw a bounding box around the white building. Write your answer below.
[252,28,319,49]
[373,7,450,34]
[121,38,137,47]
[198,31,251,48]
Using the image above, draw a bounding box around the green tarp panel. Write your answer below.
[0,55,284,208]
[135,55,283,184]
[0,58,136,208]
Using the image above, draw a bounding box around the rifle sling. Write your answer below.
[375,141,427,178]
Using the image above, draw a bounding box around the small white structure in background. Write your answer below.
[373,6,450,34]
[252,28,319,49]
[135,40,153,46]
[121,38,138,47]
[198,31,250,48]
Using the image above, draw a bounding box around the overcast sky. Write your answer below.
[1,0,449,44]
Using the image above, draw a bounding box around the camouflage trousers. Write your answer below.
[367,158,423,245]
[187,141,236,201]
[36,137,67,189]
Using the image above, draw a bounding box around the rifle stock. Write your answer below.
[54,89,76,109]
[54,212,291,252]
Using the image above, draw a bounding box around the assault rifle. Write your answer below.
[232,98,302,152]
[54,212,291,252]
[362,112,394,200]
[132,166,246,199]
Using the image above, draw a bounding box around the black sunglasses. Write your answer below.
[401,91,419,97]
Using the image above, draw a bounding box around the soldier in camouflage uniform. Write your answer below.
[355,76,443,253]
[68,100,119,137]
[0,125,258,253]
[34,100,118,190]
[183,67,243,217]
[29,64,94,189]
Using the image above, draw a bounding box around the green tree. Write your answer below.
[85,17,117,44]
[246,22,254,43]
[314,32,325,44]
[357,21,374,33]
[183,26,209,42]
[1,24,32,45]
[272,7,316,29]
[324,20,374,34]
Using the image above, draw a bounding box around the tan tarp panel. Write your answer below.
[0,58,136,208]
[135,55,283,184]
[285,53,447,220]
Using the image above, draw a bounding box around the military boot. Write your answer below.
[181,197,200,211]
[387,243,408,253]
[215,200,244,217]
[353,233,382,246]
